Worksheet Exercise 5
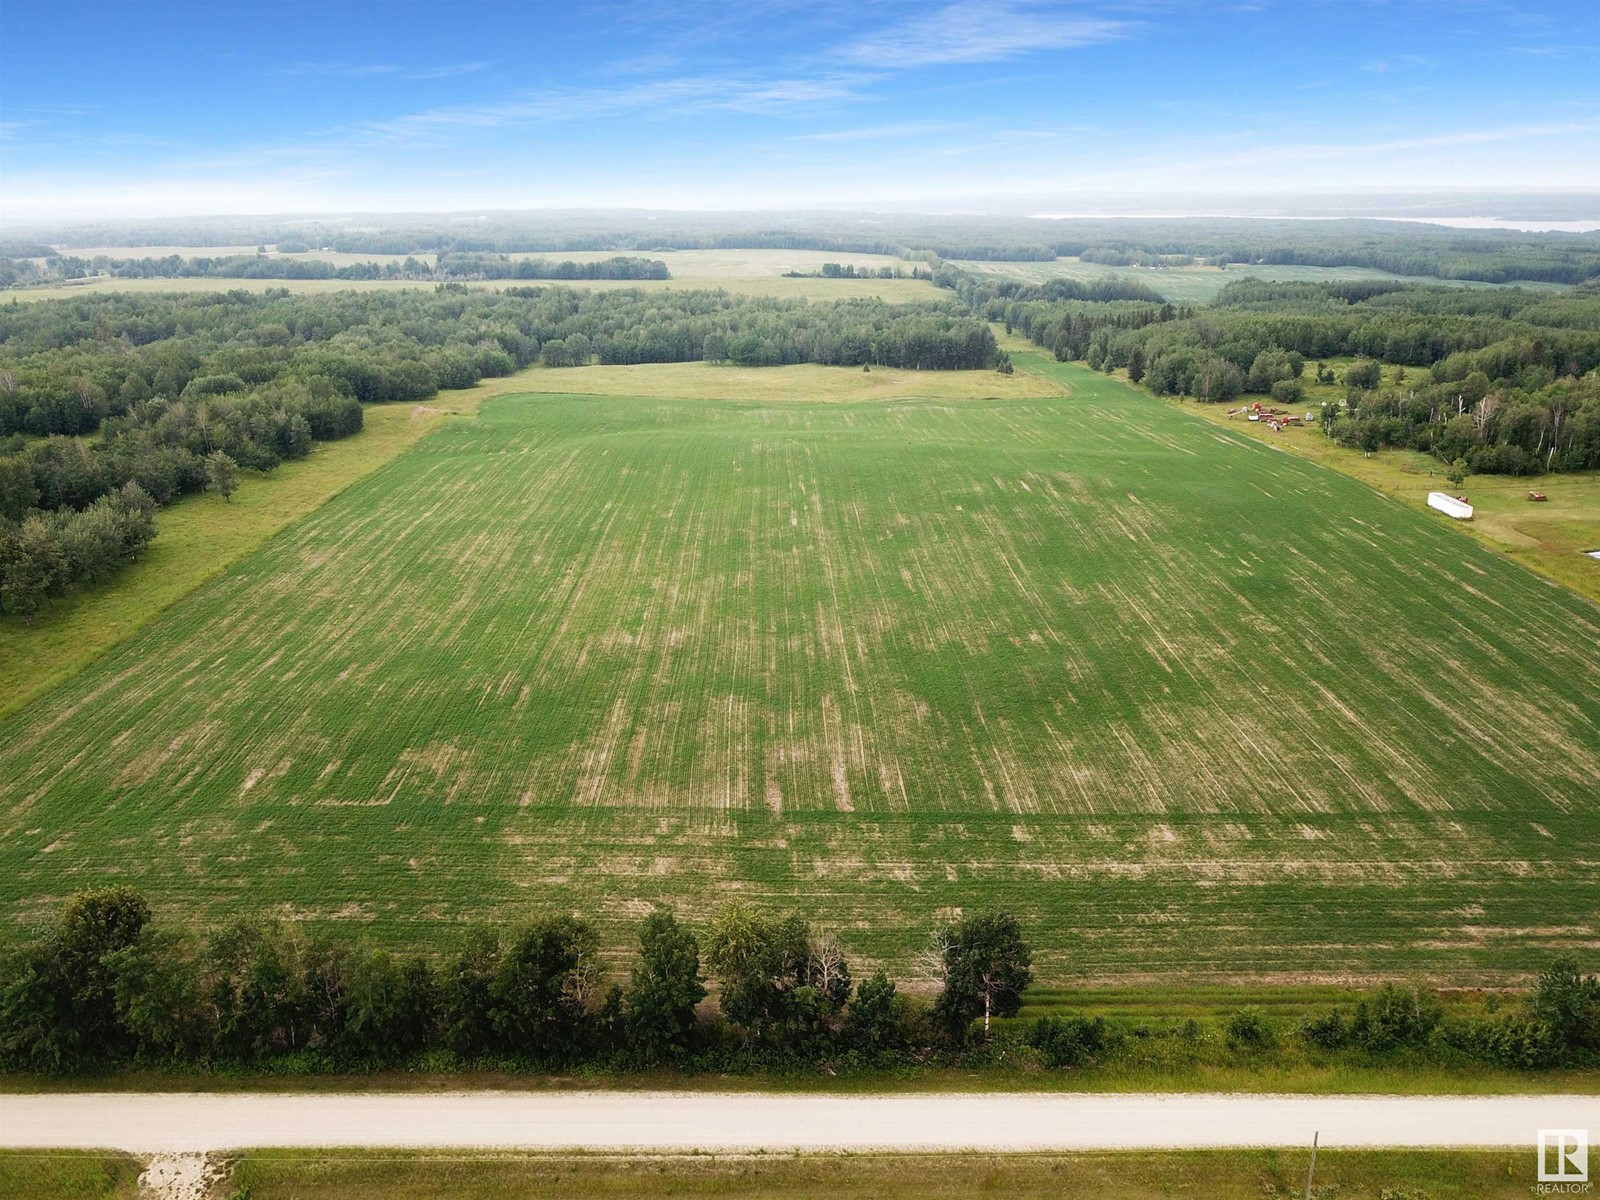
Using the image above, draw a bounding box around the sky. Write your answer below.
[1,0,1597,221]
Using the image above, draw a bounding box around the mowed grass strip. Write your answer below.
[1,357,1596,981]
[208,1148,1538,1200]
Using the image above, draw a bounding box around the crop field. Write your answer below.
[1,356,1597,982]
[954,258,1566,304]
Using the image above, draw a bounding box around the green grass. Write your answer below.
[955,258,1567,304]
[1,355,1596,982]
[0,1151,141,1199]
[214,1148,1537,1199]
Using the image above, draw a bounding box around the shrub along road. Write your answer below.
[1,1090,1594,1153]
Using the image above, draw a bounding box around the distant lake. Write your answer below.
[1028,212,1600,233]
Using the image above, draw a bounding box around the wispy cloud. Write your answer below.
[840,1,1126,67]
[1360,53,1435,74]
[794,120,971,141]
[270,61,490,81]
[350,73,860,142]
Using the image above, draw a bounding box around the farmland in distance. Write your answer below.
[1,356,1596,982]
[954,258,1568,304]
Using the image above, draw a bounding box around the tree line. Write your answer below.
[0,381,363,621]
[2,888,1594,1079]
[0,888,1033,1074]
[957,273,1600,473]
[2,287,1001,440]
[781,263,933,280]
[16,213,1600,285]
[0,253,670,290]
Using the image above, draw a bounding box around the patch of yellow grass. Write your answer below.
[512,359,1062,403]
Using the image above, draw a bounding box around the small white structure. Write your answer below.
[1428,492,1474,520]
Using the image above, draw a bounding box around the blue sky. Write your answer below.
[1,0,1596,219]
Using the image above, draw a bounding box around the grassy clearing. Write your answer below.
[0,1150,141,1199]
[956,258,1565,304]
[512,359,1060,403]
[212,1148,1534,1199]
[1150,359,1600,605]
[2,355,1595,981]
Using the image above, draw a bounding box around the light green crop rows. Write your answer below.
[2,356,1596,982]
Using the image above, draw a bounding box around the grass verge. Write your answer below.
[0,1150,141,1199]
[212,1147,1536,1199]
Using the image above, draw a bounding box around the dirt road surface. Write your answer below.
[2,1091,1594,1153]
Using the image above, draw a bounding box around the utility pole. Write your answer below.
[1303,1130,1319,1200]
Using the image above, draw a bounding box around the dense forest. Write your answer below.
[3,887,1593,1077]
[956,272,1600,474]
[7,211,1599,285]
[1,286,1002,615]
[0,252,669,289]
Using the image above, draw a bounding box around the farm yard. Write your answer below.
[1,355,1597,982]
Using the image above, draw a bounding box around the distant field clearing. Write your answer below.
[2,273,941,302]
[954,258,1568,304]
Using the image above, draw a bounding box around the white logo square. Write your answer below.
[1540,1129,1590,1183]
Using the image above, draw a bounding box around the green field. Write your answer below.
[955,258,1567,304]
[1,356,1596,982]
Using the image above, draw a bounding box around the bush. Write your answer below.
[1028,1014,1110,1067]
[1531,955,1600,1061]
[1298,1009,1349,1051]
[1349,984,1441,1053]
[1225,1007,1275,1053]
[1270,378,1305,404]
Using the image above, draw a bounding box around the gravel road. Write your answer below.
[2,1090,1594,1153]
